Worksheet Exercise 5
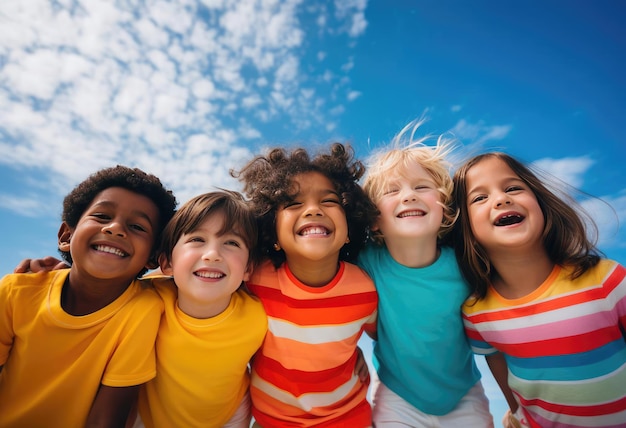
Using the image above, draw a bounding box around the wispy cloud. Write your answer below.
[450,119,512,147]
[0,0,368,205]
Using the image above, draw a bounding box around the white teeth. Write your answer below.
[195,271,225,279]
[95,245,126,257]
[300,226,328,236]
[398,210,423,218]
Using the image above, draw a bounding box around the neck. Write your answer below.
[385,236,439,268]
[286,256,340,287]
[178,294,232,319]
[488,248,554,299]
[63,271,131,316]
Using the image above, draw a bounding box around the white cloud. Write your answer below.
[532,156,594,188]
[0,0,367,210]
[450,119,512,147]
[347,90,361,101]
[581,192,626,249]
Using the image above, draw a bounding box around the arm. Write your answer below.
[86,384,139,428]
[354,346,370,383]
[485,352,518,412]
[14,256,68,273]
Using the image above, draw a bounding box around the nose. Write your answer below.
[202,244,222,261]
[303,202,323,217]
[102,222,126,237]
[401,187,417,203]
[494,192,512,207]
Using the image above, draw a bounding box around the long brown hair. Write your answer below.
[452,152,601,299]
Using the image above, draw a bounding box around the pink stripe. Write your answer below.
[479,308,619,344]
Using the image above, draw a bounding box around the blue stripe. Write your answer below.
[508,342,626,382]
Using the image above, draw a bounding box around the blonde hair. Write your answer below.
[363,120,458,244]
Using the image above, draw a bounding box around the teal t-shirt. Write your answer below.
[358,245,480,415]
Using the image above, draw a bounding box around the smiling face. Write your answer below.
[275,171,348,269]
[374,164,444,245]
[160,210,251,318]
[59,187,160,287]
[465,156,545,256]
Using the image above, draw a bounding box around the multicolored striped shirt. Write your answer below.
[248,260,378,427]
[463,259,626,428]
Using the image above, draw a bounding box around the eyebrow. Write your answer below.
[90,200,156,228]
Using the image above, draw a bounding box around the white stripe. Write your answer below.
[252,373,359,411]
[267,314,373,344]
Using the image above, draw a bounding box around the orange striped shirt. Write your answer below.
[248,260,378,427]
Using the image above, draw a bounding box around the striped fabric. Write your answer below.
[463,260,626,428]
[248,260,378,427]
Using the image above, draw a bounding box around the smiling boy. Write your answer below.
[0,165,176,428]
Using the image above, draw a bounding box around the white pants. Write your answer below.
[372,381,494,428]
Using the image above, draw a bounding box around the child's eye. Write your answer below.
[322,198,340,205]
[91,213,111,221]
[415,185,432,191]
[186,236,204,243]
[283,200,301,209]
[130,224,148,233]
[470,195,487,204]
[505,185,523,192]
[383,188,399,195]
[225,239,242,248]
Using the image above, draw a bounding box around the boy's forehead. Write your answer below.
[88,187,159,221]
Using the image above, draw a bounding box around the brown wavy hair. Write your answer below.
[452,152,601,299]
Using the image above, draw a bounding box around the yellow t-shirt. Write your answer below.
[138,278,267,428]
[0,269,163,428]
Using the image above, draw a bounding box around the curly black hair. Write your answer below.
[231,143,379,267]
[61,165,177,275]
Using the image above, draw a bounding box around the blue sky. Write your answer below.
[1,1,624,424]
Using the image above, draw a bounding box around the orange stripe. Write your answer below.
[469,265,624,323]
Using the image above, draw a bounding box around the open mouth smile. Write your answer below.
[397,210,425,218]
[298,226,330,236]
[93,244,128,257]
[494,214,524,226]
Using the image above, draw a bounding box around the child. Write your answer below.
[135,190,267,428]
[452,152,626,427]
[0,165,177,427]
[358,124,493,427]
[232,143,379,427]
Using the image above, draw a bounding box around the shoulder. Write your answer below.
[341,262,376,290]
[1,270,67,298]
[128,278,164,310]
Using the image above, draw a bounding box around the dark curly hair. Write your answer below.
[231,143,379,268]
[61,165,177,275]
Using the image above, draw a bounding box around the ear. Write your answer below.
[242,261,253,282]
[57,222,73,252]
[145,254,160,271]
[371,218,381,232]
[158,253,174,276]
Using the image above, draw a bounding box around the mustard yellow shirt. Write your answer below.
[0,270,163,428]
[138,278,267,428]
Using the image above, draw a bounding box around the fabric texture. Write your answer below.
[463,259,626,427]
[137,277,267,428]
[0,270,162,428]
[247,260,378,427]
[358,245,482,416]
